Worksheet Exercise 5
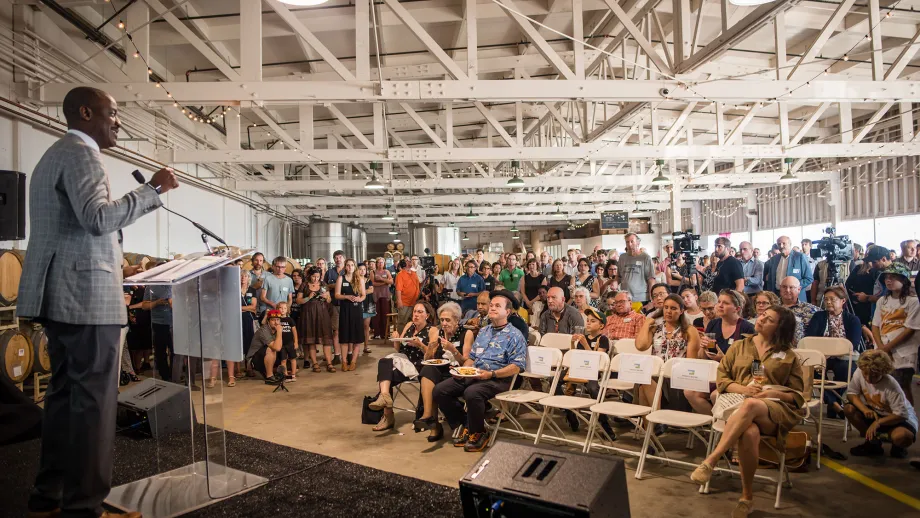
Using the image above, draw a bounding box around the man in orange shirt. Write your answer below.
[395,259,421,329]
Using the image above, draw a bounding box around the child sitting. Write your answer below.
[844,349,917,458]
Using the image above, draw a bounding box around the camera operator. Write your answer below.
[711,237,745,294]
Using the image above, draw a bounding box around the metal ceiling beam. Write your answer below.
[39,80,920,103]
[290,201,692,216]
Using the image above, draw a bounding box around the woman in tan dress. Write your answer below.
[690,305,806,518]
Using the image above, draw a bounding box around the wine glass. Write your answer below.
[752,363,767,385]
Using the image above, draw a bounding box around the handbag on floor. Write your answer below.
[362,393,384,424]
[759,431,812,472]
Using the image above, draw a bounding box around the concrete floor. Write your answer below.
[183,340,920,518]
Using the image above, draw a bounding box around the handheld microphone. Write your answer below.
[131,170,228,248]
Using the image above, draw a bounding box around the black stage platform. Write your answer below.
[0,429,463,518]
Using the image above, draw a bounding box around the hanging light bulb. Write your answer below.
[117,20,125,29]
[132,51,139,59]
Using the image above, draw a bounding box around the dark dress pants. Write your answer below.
[434,377,511,433]
[28,321,122,518]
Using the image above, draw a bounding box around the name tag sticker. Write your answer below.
[771,351,787,360]
[343,282,350,287]
[475,347,485,354]
[793,269,800,274]
[623,318,631,323]
[471,284,477,288]
[282,287,288,292]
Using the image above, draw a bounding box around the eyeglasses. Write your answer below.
[755,301,771,307]
[701,306,716,312]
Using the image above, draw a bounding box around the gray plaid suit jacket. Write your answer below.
[17,133,162,326]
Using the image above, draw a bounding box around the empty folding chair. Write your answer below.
[798,336,854,442]
[795,347,829,468]
[636,358,720,479]
[584,354,665,456]
[603,339,649,392]
[489,346,564,446]
[534,349,611,447]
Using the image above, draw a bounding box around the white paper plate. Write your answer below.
[422,359,450,366]
[450,368,481,378]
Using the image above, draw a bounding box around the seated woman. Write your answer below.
[414,302,476,441]
[636,294,700,408]
[692,290,718,330]
[844,349,917,458]
[805,285,863,418]
[749,290,780,325]
[367,301,437,431]
[690,305,806,518]
[685,289,755,415]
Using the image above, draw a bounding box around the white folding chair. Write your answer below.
[603,339,649,391]
[636,358,719,479]
[583,354,665,456]
[795,348,829,468]
[488,347,564,446]
[539,332,574,350]
[534,349,611,447]
[798,336,854,442]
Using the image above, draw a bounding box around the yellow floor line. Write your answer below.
[820,457,920,511]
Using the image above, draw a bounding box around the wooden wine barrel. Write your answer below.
[383,251,393,258]
[30,327,50,374]
[385,243,395,251]
[0,249,25,306]
[395,242,405,251]
[284,258,301,274]
[0,330,33,384]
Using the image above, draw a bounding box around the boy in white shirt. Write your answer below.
[844,349,917,458]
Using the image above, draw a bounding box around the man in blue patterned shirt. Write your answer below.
[435,289,527,452]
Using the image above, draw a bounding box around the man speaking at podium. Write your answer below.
[18,87,179,518]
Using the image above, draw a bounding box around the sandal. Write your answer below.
[327,364,336,373]
[372,413,395,432]
[312,364,322,373]
[227,377,236,387]
[206,378,216,389]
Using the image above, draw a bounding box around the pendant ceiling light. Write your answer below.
[462,232,470,241]
[778,158,799,184]
[510,223,519,233]
[552,203,565,218]
[512,234,520,239]
[364,176,385,190]
[466,204,477,219]
[652,158,670,184]
[388,224,399,235]
[382,205,395,220]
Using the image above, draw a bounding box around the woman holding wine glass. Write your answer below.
[684,289,755,415]
[689,305,806,518]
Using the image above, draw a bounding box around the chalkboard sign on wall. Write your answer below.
[600,211,629,230]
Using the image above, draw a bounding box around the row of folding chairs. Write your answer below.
[488,334,853,509]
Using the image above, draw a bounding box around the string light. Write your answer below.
[117,20,125,29]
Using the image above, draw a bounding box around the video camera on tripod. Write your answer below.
[809,227,854,266]
[669,230,703,279]
[418,251,444,305]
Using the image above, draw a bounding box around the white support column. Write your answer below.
[573,0,585,79]
[300,103,314,149]
[715,102,725,145]
[240,0,262,81]
[747,190,758,235]
[690,201,702,234]
[669,181,683,233]
[373,103,385,148]
[828,170,842,228]
[515,102,524,146]
[126,2,149,81]
[838,102,853,143]
[328,134,337,178]
[466,0,478,79]
[227,110,241,149]
[356,0,370,80]
[901,102,914,142]
[446,103,454,148]
[868,0,883,81]
[673,0,692,65]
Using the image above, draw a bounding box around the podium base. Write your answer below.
[105,461,268,518]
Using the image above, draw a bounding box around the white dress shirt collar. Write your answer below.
[66,129,100,153]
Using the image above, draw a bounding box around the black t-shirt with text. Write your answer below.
[280,316,295,349]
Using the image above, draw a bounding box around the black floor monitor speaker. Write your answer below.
[459,441,630,518]
[116,378,192,439]
[0,170,26,241]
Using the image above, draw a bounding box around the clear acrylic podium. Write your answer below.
[111,255,268,517]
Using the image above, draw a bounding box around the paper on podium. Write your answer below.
[124,252,236,286]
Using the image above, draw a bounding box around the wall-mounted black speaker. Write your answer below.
[460,441,630,517]
[0,170,26,241]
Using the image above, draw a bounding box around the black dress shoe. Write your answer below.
[601,419,617,441]
[413,416,438,433]
[565,411,580,433]
[427,423,444,442]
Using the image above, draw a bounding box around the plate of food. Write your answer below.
[422,359,450,366]
[389,337,417,343]
[450,366,481,378]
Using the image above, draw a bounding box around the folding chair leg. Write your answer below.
[701,430,718,494]
[816,408,824,470]
[843,416,849,442]
[488,402,505,447]
[635,425,654,480]
[686,432,694,449]
[534,407,551,445]
[774,453,786,509]
[583,413,599,453]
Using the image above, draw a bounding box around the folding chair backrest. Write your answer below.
[528,329,542,347]
[561,349,610,382]
[609,354,663,381]
[794,348,826,400]
[661,357,720,381]
[540,332,573,350]
[798,337,851,358]
[524,346,564,377]
[613,338,646,355]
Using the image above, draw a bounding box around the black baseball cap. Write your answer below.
[490,289,520,311]
[865,246,890,263]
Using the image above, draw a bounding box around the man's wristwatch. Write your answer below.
[147,182,162,194]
